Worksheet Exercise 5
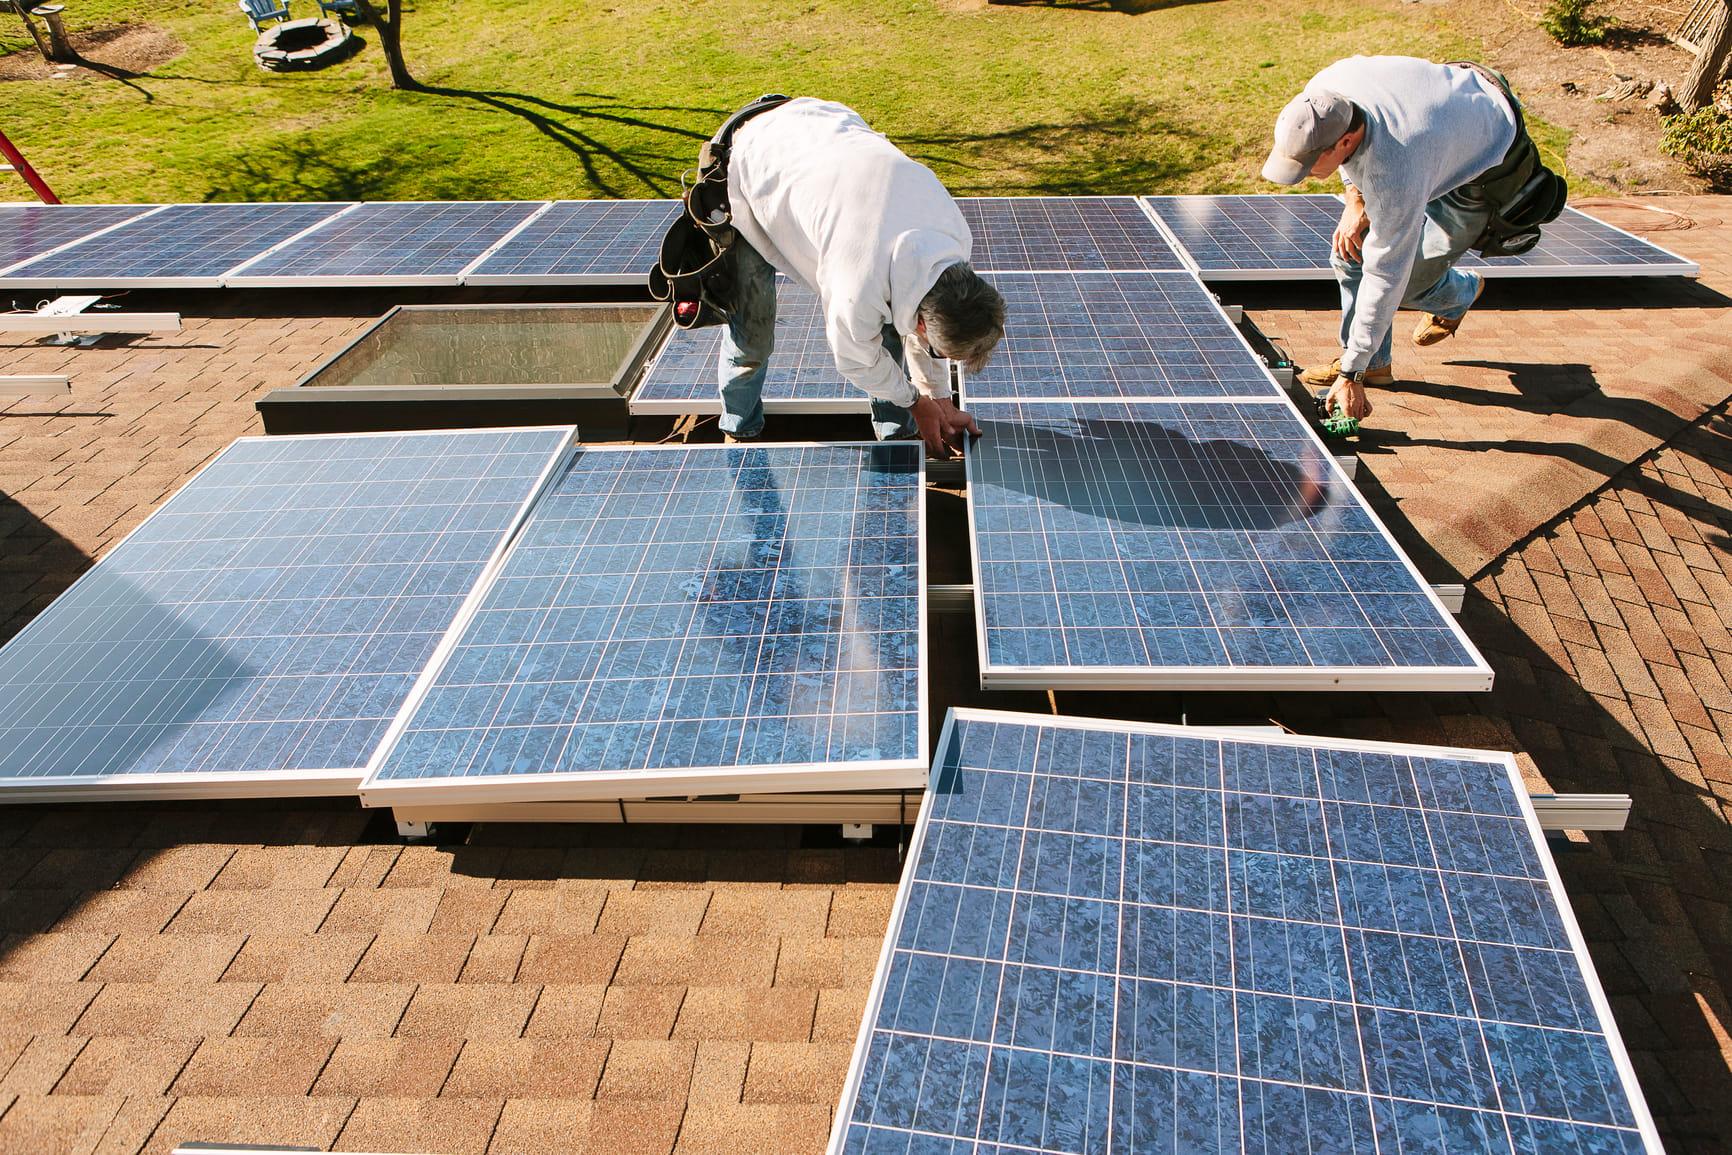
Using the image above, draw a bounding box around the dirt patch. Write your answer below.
[1448,0,1709,192]
[0,23,183,82]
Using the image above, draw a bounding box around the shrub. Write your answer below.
[1661,84,1732,190]
[1539,0,1616,46]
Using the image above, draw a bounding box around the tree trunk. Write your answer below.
[1681,0,1732,113]
[354,0,418,90]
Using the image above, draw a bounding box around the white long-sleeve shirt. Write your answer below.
[1324,57,1518,372]
[727,98,968,407]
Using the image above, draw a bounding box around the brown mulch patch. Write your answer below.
[0,23,183,82]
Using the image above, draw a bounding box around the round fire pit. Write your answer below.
[253,17,356,71]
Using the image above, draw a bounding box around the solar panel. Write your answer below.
[960,272,1283,403]
[362,442,926,805]
[962,197,1185,273]
[1145,194,1343,281]
[965,400,1492,690]
[463,199,680,284]
[0,427,572,801]
[1147,195,1700,281]
[1461,206,1700,277]
[631,278,876,415]
[0,202,355,288]
[0,204,161,276]
[833,708,1661,1155]
[225,201,545,286]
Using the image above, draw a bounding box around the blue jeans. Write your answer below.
[719,241,917,440]
[1332,190,1491,370]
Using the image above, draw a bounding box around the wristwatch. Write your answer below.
[1340,369,1365,384]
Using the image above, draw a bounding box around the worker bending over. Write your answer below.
[1263,56,1534,422]
[722,98,1004,457]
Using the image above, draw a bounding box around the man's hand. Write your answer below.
[1325,374,1373,421]
[1332,192,1370,262]
[910,395,982,459]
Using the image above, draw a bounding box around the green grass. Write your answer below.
[2,0,1554,204]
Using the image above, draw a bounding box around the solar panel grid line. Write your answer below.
[360,440,928,804]
[224,201,546,286]
[630,278,874,415]
[828,708,1663,1155]
[0,202,360,289]
[958,270,1285,404]
[0,204,167,277]
[461,199,683,285]
[217,200,367,281]
[960,196,1187,274]
[0,425,575,802]
[1461,206,1701,278]
[964,399,1493,691]
[1142,195,1344,282]
[452,199,558,280]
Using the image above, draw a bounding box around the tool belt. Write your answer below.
[1446,61,1568,258]
[647,94,791,329]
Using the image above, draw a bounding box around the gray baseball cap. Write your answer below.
[1262,90,1357,184]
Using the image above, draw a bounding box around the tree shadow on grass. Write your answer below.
[901,101,1209,196]
[986,0,1223,10]
[412,87,724,198]
[202,135,475,202]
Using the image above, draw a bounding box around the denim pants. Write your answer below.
[718,241,917,440]
[1332,190,1492,370]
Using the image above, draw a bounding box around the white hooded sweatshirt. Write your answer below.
[727,98,969,409]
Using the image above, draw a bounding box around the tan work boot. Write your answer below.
[1412,277,1486,347]
[1296,358,1395,388]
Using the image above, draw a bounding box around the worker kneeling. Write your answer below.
[716,98,1003,457]
[1263,56,1565,425]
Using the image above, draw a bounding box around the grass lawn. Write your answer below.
[4,0,1526,204]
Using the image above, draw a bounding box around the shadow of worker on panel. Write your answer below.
[976,415,1333,532]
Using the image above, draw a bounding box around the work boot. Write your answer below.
[1412,277,1485,347]
[1295,358,1395,388]
[722,430,761,444]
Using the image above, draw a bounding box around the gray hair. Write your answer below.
[918,263,1005,374]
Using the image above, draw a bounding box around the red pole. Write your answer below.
[0,128,60,204]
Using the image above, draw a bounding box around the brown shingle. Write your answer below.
[166,889,339,935]
[86,933,243,984]
[515,933,627,984]
[0,981,99,1034]
[235,982,413,1038]
[395,983,541,1040]
[171,1036,337,1096]
[151,1094,356,1153]
[312,1038,463,1098]
[74,981,259,1039]
[209,845,348,889]
[699,890,831,938]
[492,888,608,935]
[741,1041,853,1104]
[595,1039,695,1101]
[351,933,477,983]
[522,984,607,1039]
[490,1098,685,1155]
[319,886,443,934]
[672,1103,831,1154]
[0,1034,85,1093]
[219,932,372,983]
[338,1096,503,1155]
[55,1036,197,1096]
[615,936,779,989]
[460,934,528,983]
[596,889,712,937]
[596,985,686,1040]
[443,1037,611,1098]
[0,1092,124,1153]
[0,931,113,981]
[672,987,817,1043]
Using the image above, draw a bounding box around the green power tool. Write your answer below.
[1312,389,1360,439]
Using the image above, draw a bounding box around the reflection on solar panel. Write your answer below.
[226,201,544,286]
[1148,195,1700,280]
[1,203,354,288]
[364,442,926,804]
[962,197,1184,272]
[1145,194,1342,281]
[0,204,160,276]
[833,709,1661,1155]
[0,427,572,800]
[463,199,680,284]
[961,272,1282,403]
[631,279,874,415]
[965,400,1492,690]
[1462,207,1700,277]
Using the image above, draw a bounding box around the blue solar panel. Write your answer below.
[1461,207,1700,276]
[962,197,1185,272]
[965,400,1491,689]
[1147,195,1699,281]
[463,199,680,284]
[834,709,1660,1155]
[631,279,874,415]
[227,201,544,284]
[0,204,159,275]
[0,203,354,287]
[0,427,572,799]
[364,442,926,803]
[961,272,1283,402]
[1145,194,1342,280]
